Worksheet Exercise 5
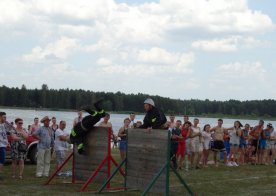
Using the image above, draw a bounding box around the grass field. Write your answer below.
[1,150,276,196]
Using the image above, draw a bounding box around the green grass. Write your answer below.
[1,150,276,196]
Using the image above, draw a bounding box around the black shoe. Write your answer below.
[94,98,104,111]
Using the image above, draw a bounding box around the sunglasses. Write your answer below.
[18,122,23,125]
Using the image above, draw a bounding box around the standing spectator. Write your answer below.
[183,115,192,170]
[118,118,130,160]
[169,114,176,129]
[170,120,182,169]
[269,124,276,164]
[189,118,203,169]
[54,121,69,175]
[98,113,114,141]
[129,113,136,128]
[51,117,59,138]
[50,117,59,159]
[0,112,12,181]
[177,121,190,170]
[249,120,264,164]
[139,98,167,131]
[98,113,112,128]
[183,115,189,123]
[33,116,54,177]
[260,124,271,164]
[239,124,250,165]
[73,111,83,127]
[134,121,142,128]
[171,120,182,169]
[226,121,243,166]
[29,117,40,134]
[221,130,230,162]
[11,118,28,179]
[202,124,212,167]
[210,119,227,167]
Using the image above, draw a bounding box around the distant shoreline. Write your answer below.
[1,105,275,121]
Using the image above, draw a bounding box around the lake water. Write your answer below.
[1,107,275,134]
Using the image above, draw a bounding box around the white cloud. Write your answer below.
[1,0,276,100]
[206,61,270,100]
[161,0,274,33]
[192,36,267,52]
[98,48,194,75]
[217,61,266,77]
[22,37,79,62]
[0,0,29,24]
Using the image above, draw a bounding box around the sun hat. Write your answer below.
[40,116,51,123]
[144,98,155,107]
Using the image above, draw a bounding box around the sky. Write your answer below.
[0,0,276,101]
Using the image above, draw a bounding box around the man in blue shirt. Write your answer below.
[33,116,54,177]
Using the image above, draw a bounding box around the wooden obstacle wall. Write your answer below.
[74,127,109,182]
[126,128,169,193]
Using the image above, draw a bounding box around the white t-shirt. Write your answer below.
[202,131,212,150]
[191,126,201,143]
[54,128,68,151]
[229,128,240,145]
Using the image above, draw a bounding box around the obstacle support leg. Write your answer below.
[45,152,74,185]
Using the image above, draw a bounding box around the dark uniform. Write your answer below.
[139,106,167,129]
[70,101,105,154]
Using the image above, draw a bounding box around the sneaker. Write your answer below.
[57,172,64,177]
[94,98,104,111]
[226,162,233,167]
[232,162,239,167]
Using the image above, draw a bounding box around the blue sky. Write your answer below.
[0,0,275,101]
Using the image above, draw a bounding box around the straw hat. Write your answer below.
[40,116,51,123]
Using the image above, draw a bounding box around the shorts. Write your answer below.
[0,147,6,165]
[212,140,226,152]
[251,139,258,149]
[259,139,266,150]
[239,142,247,149]
[230,143,239,147]
[119,140,127,151]
[55,150,66,165]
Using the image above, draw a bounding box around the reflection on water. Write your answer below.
[1,108,275,134]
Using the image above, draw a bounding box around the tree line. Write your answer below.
[0,84,276,118]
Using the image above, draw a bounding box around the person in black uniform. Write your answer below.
[70,99,105,154]
[139,98,167,131]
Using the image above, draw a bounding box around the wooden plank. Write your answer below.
[125,129,169,194]
[73,127,110,183]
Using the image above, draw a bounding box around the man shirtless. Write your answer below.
[249,120,264,164]
[210,119,228,166]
